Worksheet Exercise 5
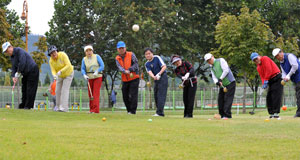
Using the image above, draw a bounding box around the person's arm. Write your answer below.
[286,54,299,79]
[81,58,87,75]
[219,58,230,80]
[60,52,73,73]
[211,70,218,84]
[128,52,139,73]
[16,48,27,74]
[115,59,126,73]
[156,56,167,75]
[280,65,287,78]
[145,62,155,79]
[96,54,105,72]
[49,60,57,77]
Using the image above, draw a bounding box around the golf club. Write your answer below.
[87,81,94,101]
[220,84,228,92]
[281,79,286,86]
[179,80,186,89]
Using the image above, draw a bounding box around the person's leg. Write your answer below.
[218,87,225,118]
[56,77,63,110]
[92,77,102,113]
[128,78,139,114]
[294,82,300,117]
[156,74,168,116]
[270,79,283,116]
[19,75,27,109]
[266,87,273,116]
[223,82,236,118]
[122,81,131,113]
[183,86,188,117]
[186,83,197,117]
[24,66,39,109]
[60,72,74,112]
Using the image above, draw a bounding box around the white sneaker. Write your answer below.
[222,117,228,120]
[53,106,58,111]
[153,113,160,117]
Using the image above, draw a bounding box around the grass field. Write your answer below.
[1,108,300,160]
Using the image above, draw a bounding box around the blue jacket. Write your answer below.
[280,53,300,83]
[10,47,37,77]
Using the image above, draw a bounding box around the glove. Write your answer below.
[216,79,222,86]
[83,75,89,80]
[262,80,268,89]
[14,72,20,78]
[155,73,161,80]
[93,70,99,76]
[53,75,58,80]
[182,72,190,81]
[283,76,290,82]
[57,71,62,76]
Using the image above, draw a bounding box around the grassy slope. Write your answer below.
[0,108,300,160]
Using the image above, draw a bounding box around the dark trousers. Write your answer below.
[218,81,236,118]
[266,74,283,115]
[122,78,139,114]
[154,73,168,116]
[183,82,197,117]
[19,65,39,109]
[295,82,300,116]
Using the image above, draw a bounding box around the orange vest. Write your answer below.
[116,52,139,82]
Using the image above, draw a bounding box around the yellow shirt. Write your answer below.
[49,52,74,78]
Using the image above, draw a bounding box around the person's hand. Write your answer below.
[283,76,290,82]
[57,71,62,76]
[216,79,222,86]
[13,77,18,83]
[14,72,20,78]
[155,73,161,80]
[84,75,89,80]
[182,72,190,81]
[93,71,98,76]
[262,80,269,89]
[124,70,130,74]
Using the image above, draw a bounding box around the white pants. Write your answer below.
[56,71,74,112]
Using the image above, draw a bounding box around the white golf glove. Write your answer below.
[93,70,99,76]
[14,72,21,78]
[284,76,290,82]
[155,73,161,80]
[57,71,62,76]
[182,72,190,81]
[84,75,89,80]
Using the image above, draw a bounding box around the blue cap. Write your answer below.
[117,41,126,49]
[250,52,259,61]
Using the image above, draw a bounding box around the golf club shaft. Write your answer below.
[87,81,93,98]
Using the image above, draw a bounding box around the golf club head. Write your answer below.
[179,84,184,89]
[281,80,286,86]
[223,87,228,92]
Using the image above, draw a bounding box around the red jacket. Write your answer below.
[256,56,280,84]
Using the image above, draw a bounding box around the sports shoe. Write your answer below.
[153,113,160,117]
[222,117,229,120]
[269,115,274,119]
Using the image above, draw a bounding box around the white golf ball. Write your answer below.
[148,119,152,122]
[132,24,139,32]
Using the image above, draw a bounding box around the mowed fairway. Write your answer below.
[0,108,300,160]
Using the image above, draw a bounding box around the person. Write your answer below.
[81,45,105,113]
[49,79,57,111]
[144,48,168,117]
[48,45,74,112]
[115,41,139,114]
[171,55,197,118]
[272,48,300,118]
[204,53,236,119]
[2,42,39,109]
[250,52,283,119]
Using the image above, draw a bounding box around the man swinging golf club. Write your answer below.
[272,48,300,118]
[250,52,283,119]
[81,45,105,114]
[204,53,236,119]
[2,42,39,109]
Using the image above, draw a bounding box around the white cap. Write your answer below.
[272,48,281,57]
[84,45,93,52]
[204,53,213,61]
[2,42,11,53]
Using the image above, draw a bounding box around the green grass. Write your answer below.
[0,108,300,160]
